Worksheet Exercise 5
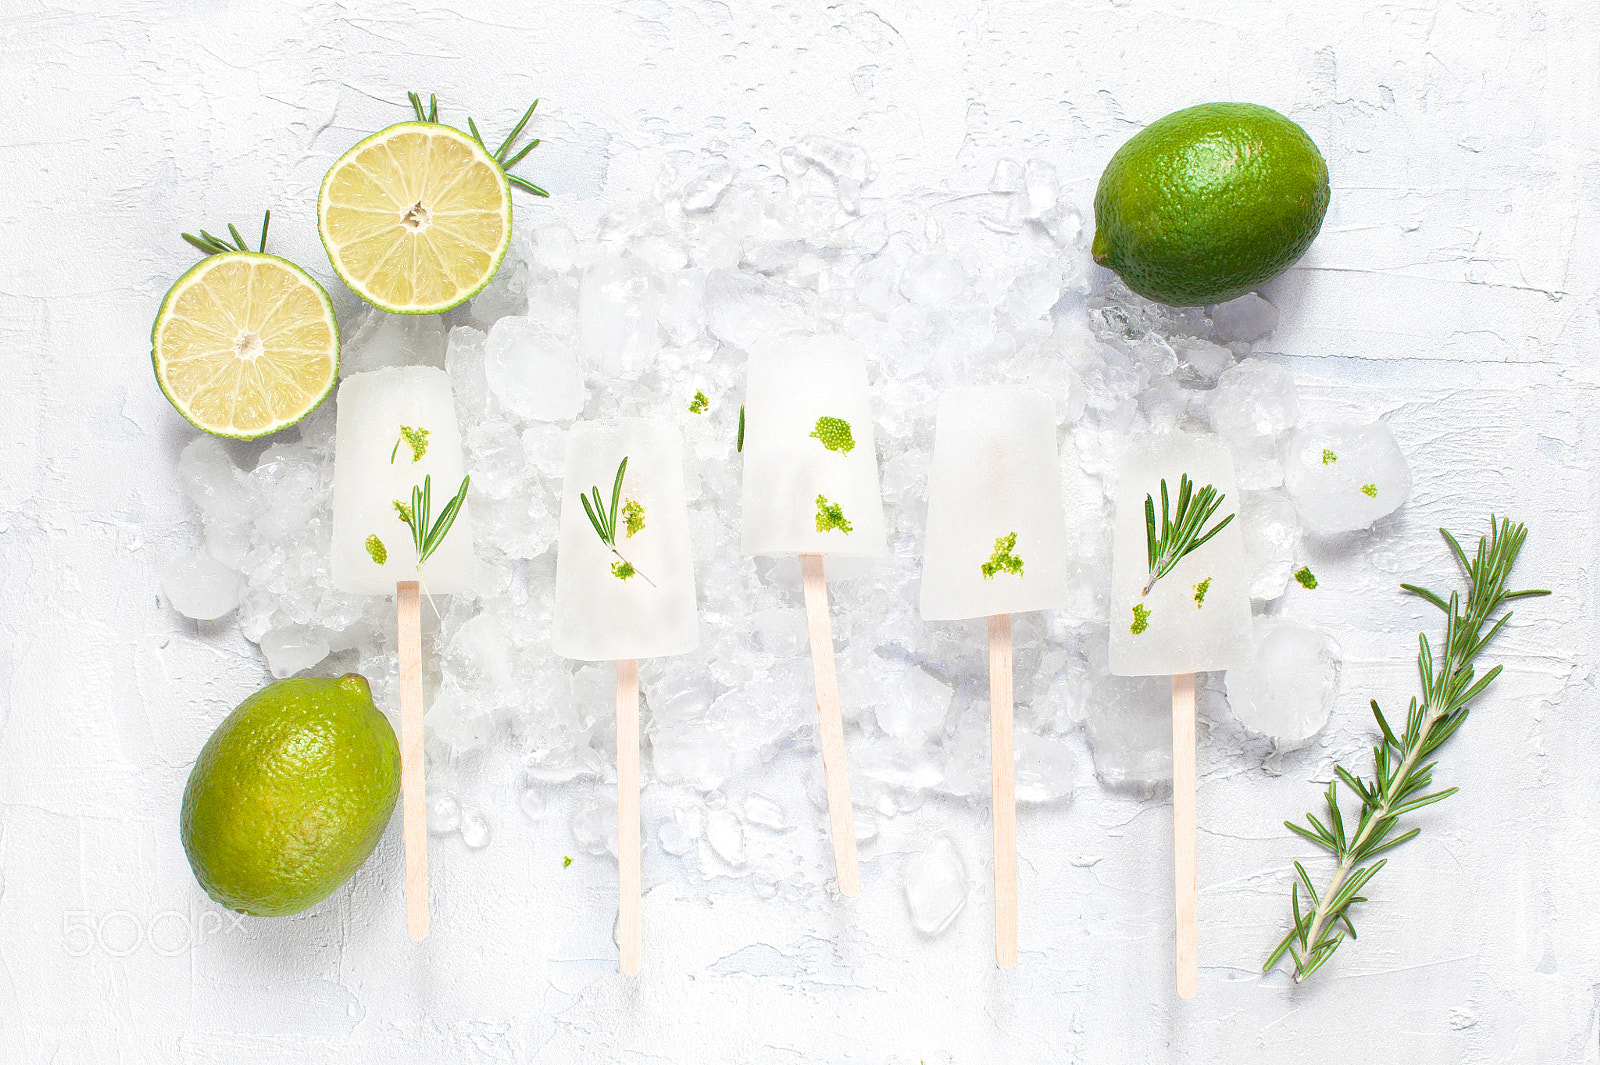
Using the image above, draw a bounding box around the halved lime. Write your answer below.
[318,121,512,314]
[152,253,339,439]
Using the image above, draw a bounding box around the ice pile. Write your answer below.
[163,138,1408,913]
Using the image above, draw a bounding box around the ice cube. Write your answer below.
[427,794,462,835]
[178,438,258,525]
[259,625,331,678]
[1014,732,1078,804]
[899,255,966,305]
[1238,490,1302,600]
[1282,422,1411,534]
[794,134,872,185]
[1206,358,1298,442]
[1210,293,1279,342]
[903,835,968,935]
[989,158,1025,193]
[743,793,786,830]
[1225,619,1342,747]
[681,160,734,212]
[1085,673,1172,786]
[460,809,491,849]
[1174,337,1235,384]
[704,809,746,866]
[162,552,241,620]
[870,664,953,738]
[484,316,586,422]
[531,224,580,275]
[579,256,658,375]
[703,268,815,352]
[572,798,618,857]
[1021,159,1059,221]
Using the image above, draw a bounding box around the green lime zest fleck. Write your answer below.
[689,390,709,414]
[562,855,573,868]
[1131,603,1151,635]
[809,416,855,454]
[390,425,430,464]
[981,532,1024,580]
[365,535,387,565]
[1193,577,1211,607]
[1361,483,1379,498]
[1295,566,1318,590]
[623,498,645,538]
[611,560,636,581]
[815,494,852,534]
[1322,449,1337,465]
[393,499,414,524]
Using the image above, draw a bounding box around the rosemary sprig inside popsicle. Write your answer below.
[581,457,656,586]
[1142,473,1234,596]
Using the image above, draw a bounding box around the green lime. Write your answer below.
[1092,102,1330,307]
[180,674,399,917]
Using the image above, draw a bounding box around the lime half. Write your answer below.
[152,252,339,439]
[318,121,512,314]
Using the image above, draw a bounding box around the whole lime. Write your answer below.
[180,674,399,916]
[1092,102,1329,307]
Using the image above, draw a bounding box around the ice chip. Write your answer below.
[793,133,872,185]
[163,551,242,620]
[1210,293,1279,342]
[1206,359,1299,440]
[1282,421,1411,534]
[1238,490,1302,600]
[553,420,698,661]
[1086,673,1172,786]
[1109,432,1252,676]
[903,835,968,935]
[330,366,477,596]
[484,316,586,422]
[1225,619,1342,747]
[341,310,447,376]
[259,625,331,678]
[681,160,734,212]
[579,256,658,375]
[919,387,1073,620]
[704,810,746,867]
[740,334,887,558]
[704,269,816,352]
[178,438,258,525]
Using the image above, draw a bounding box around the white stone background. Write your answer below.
[1,0,1597,1061]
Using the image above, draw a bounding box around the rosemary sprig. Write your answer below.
[1142,474,1233,595]
[407,91,550,197]
[1265,516,1548,982]
[396,473,472,569]
[579,457,655,587]
[183,210,271,257]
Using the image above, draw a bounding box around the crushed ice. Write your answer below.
[164,140,1409,922]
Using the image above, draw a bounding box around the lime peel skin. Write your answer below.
[1092,102,1330,307]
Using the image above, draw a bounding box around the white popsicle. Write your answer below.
[740,332,884,898]
[554,420,698,662]
[740,333,887,558]
[554,419,698,976]
[1110,432,1250,677]
[331,365,477,945]
[920,386,1072,621]
[332,366,476,596]
[919,385,1072,969]
[1108,430,1248,1000]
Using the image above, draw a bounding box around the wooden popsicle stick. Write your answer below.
[988,614,1018,968]
[616,658,643,975]
[396,580,429,942]
[798,553,860,897]
[1171,672,1198,998]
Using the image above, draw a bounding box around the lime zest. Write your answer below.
[810,416,855,454]
[1322,449,1337,465]
[1193,576,1211,607]
[689,390,709,414]
[623,499,645,538]
[390,425,430,464]
[365,535,387,565]
[1131,603,1151,635]
[1295,566,1318,590]
[981,532,1024,580]
[815,495,852,534]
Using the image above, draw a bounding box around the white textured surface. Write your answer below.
[1,3,1596,1064]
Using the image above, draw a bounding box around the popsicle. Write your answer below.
[740,333,886,896]
[554,419,698,973]
[919,386,1072,967]
[331,365,477,941]
[1109,431,1250,997]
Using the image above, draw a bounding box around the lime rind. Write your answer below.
[151,251,340,440]
[1092,102,1330,308]
[317,120,513,316]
